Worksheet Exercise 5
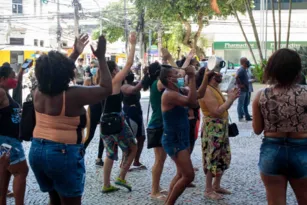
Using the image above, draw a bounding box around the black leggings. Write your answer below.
[189,119,197,153]
[84,102,104,158]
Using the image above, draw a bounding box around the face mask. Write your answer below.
[246,61,251,68]
[214,75,223,83]
[6,78,18,89]
[90,68,97,76]
[177,77,185,88]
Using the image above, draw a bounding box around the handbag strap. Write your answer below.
[101,97,108,116]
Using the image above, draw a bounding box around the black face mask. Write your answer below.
[214,75,222,83]
[246,61,251,67]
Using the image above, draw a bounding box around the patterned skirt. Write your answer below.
[201,116,231,176]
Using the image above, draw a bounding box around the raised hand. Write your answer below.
[129,32,137,45]
[74,33,89,54]
[187,49,196,59]
[185,65,196,77]
[228,87,240,101]
[161,48,172,60]
[91,35,106,60]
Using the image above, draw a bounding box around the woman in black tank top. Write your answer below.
[100,33,138,193]
[122,72,146,169]
[0,63,29,204]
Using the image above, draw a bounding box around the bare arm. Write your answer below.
[121,81,143,95]
[252,91,264,135]
[197,70,212,99]
[69,34,89,62]
[113,32,137,85]
[202,88,239,118]
[70,35,112,106]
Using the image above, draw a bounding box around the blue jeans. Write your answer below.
[259,137,307,179]
[237,91,251,120]
[29,138,86,197]
[0,136,26,165]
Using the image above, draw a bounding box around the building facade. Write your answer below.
[202,0,307,65]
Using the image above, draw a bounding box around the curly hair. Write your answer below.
[35,51,75,96]
[0,63,13,79]
[264,48,302,87]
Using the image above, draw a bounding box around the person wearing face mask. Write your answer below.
[160,65,198,205]
[199,71,240,200]
[0,63,29,205]
[236,57,252,122]
[90,60,98,83]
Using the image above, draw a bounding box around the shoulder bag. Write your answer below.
[100,98,123,135]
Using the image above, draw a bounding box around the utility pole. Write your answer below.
[157,23,163,63]
[73,0,80,37]
[124,0,128,54]
[148,30,152,65]
[56,0,61,51]
[137,9,145,77]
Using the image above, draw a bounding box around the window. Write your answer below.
[10,38,24,45]
[12,0,23,14]
[34,39,38,46]
[40,40,44,47]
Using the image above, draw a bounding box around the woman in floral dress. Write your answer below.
[198,71,239,200]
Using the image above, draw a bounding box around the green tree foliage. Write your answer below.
[92,0,138,43]
[133,0,246,57]
[296,47,307,75]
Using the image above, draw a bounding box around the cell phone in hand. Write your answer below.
[21,59,33,70]
[0,143,12,156]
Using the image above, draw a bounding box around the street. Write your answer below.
[7,86,297,205]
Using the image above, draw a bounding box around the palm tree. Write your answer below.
[271,0,277,51]
[278,0,281,49]
[231,3,258,67]
[286,0,293,48]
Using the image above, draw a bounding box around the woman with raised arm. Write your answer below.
[0,63,29,205]
[100,32,138,193]
[159,65,198,205]
[121,71,147,168]
[29,34,112,205]
[199,71,240,200]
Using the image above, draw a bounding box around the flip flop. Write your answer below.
[160,189,168,195]
[115,178,132,191]
[129,164,147,171]
[150,194,167,202]
[7,190,14,197]
[102,185,120,193]
[213,187,232,195]
[204,191,223,200]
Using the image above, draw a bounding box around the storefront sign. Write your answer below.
[214,41,307,50]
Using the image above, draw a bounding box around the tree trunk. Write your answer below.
[286,0,292,48]
[231,3,258,68]
[278,0,281,49]
[193,13,205,58]
[178,12,192,47]
[157,23,163,62]
[244,0,264,63]
[271,0,277,51]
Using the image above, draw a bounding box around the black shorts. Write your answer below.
[146,127,163,149]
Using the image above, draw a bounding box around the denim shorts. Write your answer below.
[0,135,26,165]
[259,137,307,179]
[162,128,190,157]
[29,138,86,198]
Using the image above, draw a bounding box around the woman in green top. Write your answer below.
[143,62,167,201]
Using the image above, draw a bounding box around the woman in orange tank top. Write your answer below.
[29,34,112,205]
